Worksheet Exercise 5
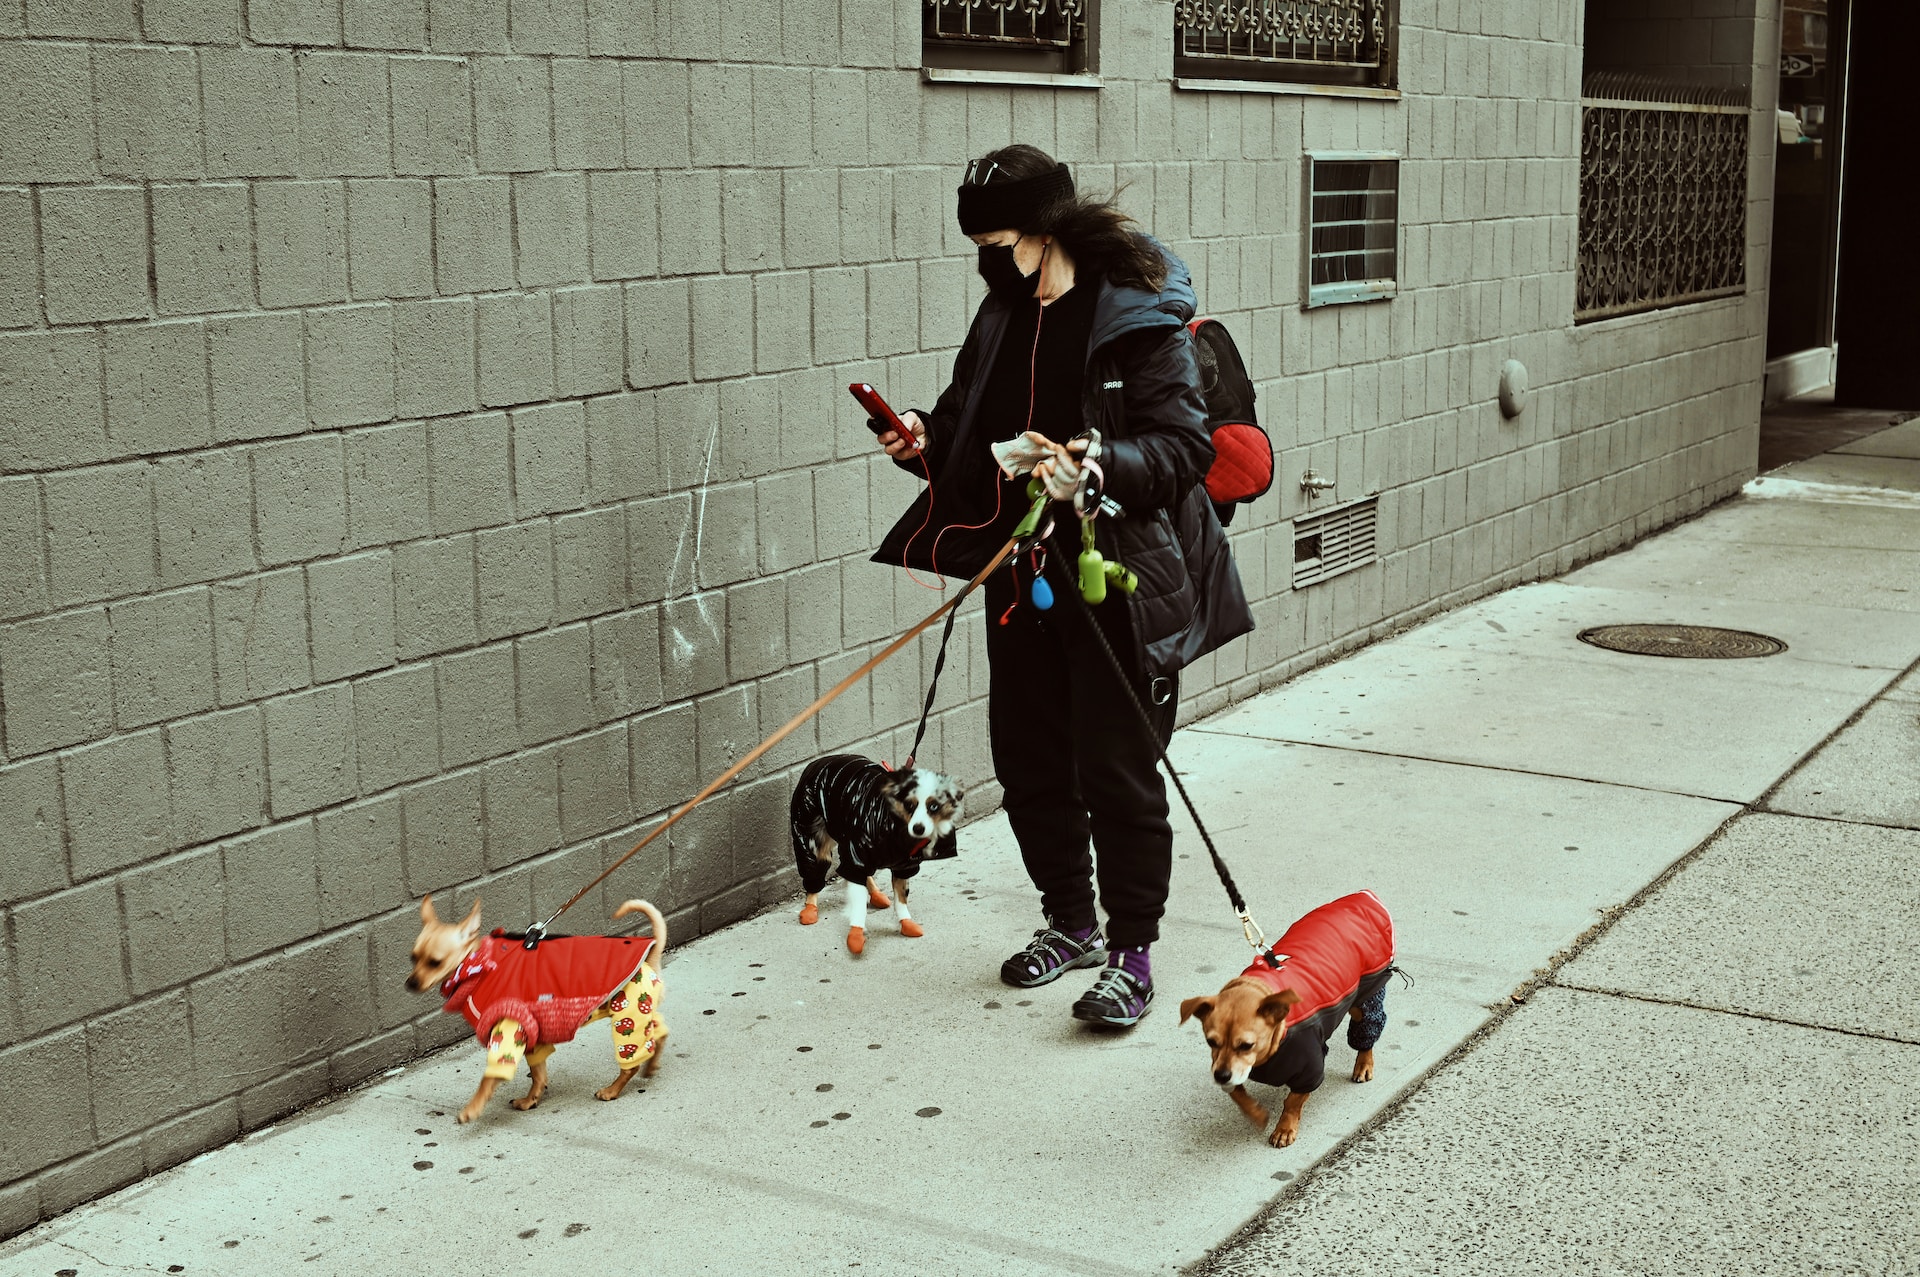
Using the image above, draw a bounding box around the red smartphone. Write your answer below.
[849,383,921,455]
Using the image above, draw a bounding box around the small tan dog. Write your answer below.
[1179,891,1395,1147]
[406,896,668,1124]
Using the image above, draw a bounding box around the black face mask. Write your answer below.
[977,240,1037,301]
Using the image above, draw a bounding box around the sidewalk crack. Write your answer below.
[1551,983,1920,1046]
[1183,730,1739,804]
[1747,805,1920,834]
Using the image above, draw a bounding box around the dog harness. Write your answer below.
[441,930,656,1050]
[1238,891,1395,1093]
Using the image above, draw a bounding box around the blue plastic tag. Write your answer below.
[1031,575,1054,611]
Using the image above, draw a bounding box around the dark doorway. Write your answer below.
[1832,0,1920,409]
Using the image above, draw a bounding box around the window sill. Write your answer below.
[1306,281,1398,309]
[923,67,1102,90]
[1174,77,1401,101]
[1573,290,1749,329]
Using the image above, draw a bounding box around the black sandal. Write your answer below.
[1070,964,1154,1027]
[999,923,1107,988]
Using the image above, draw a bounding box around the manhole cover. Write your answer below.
[1577,624,1787,659]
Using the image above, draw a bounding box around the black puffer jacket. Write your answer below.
[872,245,1253,679]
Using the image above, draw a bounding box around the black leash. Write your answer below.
[902,588,967,770]
[899,488,1282,966]
[900,491,1056,772]
[1061,574,1279,958]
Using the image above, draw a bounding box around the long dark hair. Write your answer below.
[973,144,1168,293]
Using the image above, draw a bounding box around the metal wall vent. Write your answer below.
[1292,497,1378,589]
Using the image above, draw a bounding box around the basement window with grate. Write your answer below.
[923,0,1095,80]
[1575,73,1749,322]
[1305,153,1398,308]
[1174,0,1397,92]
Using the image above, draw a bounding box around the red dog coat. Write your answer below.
[440,930,656,1050]
[1239,891,1395,1092]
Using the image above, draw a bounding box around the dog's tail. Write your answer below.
[612,900,667,967]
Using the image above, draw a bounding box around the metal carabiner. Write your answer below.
[1238,910,1266,953]
[1074,458,1106,518]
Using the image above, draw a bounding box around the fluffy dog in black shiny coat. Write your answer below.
[791,754,963,954]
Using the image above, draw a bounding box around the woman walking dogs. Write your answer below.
[869,146,1253,1028]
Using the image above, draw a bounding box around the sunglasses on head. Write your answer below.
[962,158,1002,186]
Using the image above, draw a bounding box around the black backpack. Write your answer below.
[1187,317,1273,527]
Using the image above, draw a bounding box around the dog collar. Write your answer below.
[908,837,931,858]
[438,945,497,999]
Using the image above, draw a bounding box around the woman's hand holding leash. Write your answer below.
[1026,432,1091,502]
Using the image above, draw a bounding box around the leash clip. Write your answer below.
[521,922,548,951]
[1238,910,1265,951]
[1239,911,1284,968]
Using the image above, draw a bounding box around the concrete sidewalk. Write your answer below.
[1200,419,1920,1275]
[7,421,1920,1277]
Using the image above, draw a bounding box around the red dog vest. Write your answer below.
[1240,891,1395,1093]
[1240,890,1394,1022]
[441,931,656,1050]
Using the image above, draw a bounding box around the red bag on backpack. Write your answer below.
[1187,317,1273,526]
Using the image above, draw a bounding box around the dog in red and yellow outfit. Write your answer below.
[406,896,668,1123]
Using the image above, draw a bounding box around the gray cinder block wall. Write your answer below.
[0,0,1774,1232]
[1585,0,1764,89]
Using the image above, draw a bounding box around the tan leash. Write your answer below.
[527,500,1044,944]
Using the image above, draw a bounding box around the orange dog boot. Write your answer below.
[798,901,819,925]
[867,885,891,910]
[846,926,865,955]
[899,919,925,938]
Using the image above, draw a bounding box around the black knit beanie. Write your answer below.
[956,162,1075,236]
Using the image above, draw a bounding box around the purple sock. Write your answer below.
[1061,921,1097,944]
[1110,945,1150,984]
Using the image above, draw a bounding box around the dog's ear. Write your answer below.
[420,895,440,925]
[1178,996,1213,1026]
[457,897,482,939]
[1257,989,1300,1023]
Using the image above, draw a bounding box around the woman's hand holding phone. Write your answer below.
[849,382,927,460]
[880,410,927,460]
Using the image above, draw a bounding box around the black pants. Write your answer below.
[984,553,1177,950]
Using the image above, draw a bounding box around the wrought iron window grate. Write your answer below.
[1576,73,1749,323]
[1175,0,1394,87]
[925,0,1084,50]
[1293,497,1378,588]
[1307,155,1397,307]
